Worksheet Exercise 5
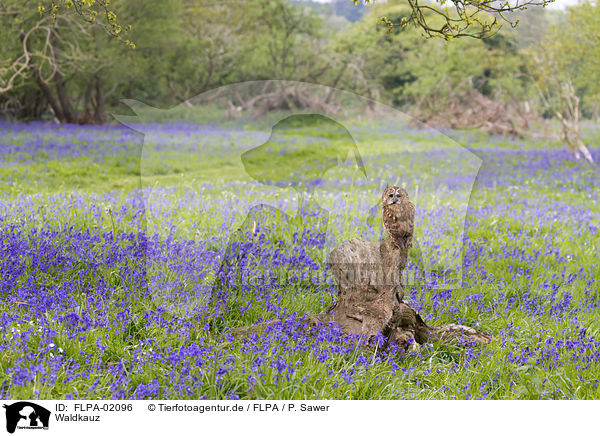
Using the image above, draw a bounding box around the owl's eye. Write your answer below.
[388,194,393,197]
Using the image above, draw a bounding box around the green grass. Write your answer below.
[1,119,600,399]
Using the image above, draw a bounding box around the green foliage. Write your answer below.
[524,2,600,118]
[559,2,600,117]
[3,0,600,131]
[333,1,531,114]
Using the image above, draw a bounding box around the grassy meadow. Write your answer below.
[1,117,600,400]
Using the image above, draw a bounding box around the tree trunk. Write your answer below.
[80,80,95,124]
[53,71,76,123]
[574,137,594,165]
[320,237,407,338]
[8,86,47,121]
[31,68,64,123]
[556,111,595,165]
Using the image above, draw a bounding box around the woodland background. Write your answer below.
[1,0,599,160]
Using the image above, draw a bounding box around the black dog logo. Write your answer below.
[3,402,50,433]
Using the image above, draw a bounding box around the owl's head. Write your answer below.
[382,186,408,205]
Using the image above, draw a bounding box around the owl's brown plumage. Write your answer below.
[382,186,415,252]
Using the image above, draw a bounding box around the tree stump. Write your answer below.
[227,222,492,351]
[312,236,492,350]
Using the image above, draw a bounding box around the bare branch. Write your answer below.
[361,0,555,39]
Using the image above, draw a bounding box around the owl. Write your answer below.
[382,186,415,252]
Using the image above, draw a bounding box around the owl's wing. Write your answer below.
[394,201,415,237]
[403,200,415,223]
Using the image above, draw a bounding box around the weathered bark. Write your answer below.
[319,237,407,338]
[313,237,492,350]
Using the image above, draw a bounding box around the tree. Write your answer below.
[170,0,246,100]
[0,0,131,93]
[333,1,535,134]
[563,2,600,119]
[527,2,598,164]
[110,0,185,105]
[211,0,367,116]
[0,0,132,122]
